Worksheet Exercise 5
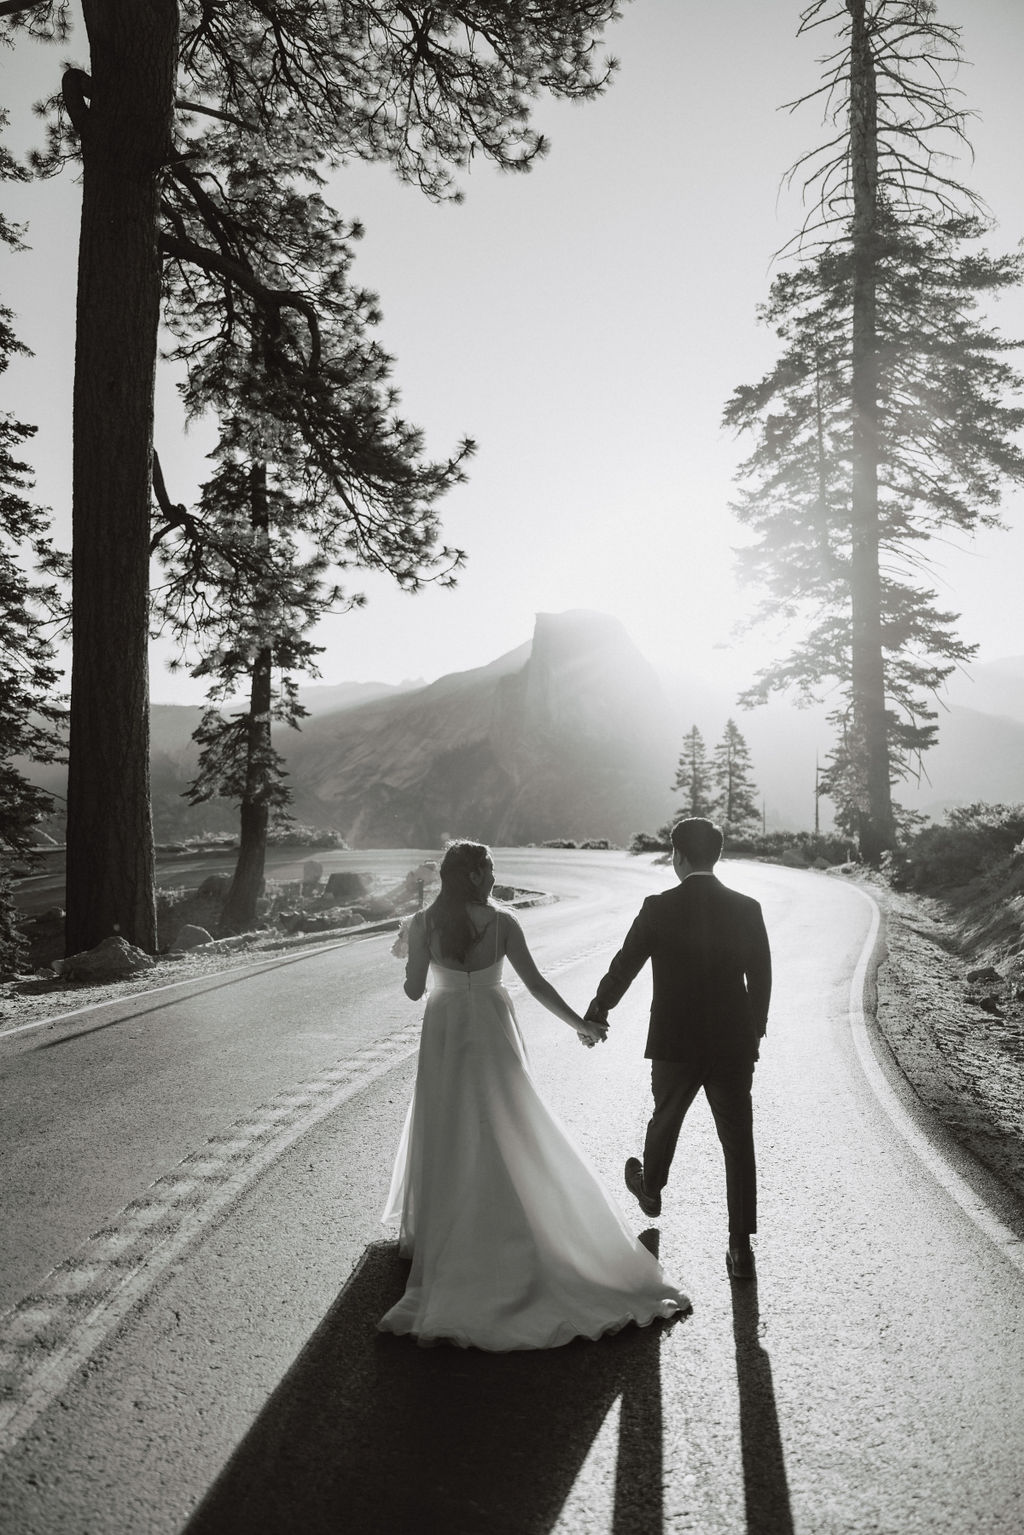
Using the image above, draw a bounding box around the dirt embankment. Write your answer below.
[873,874,1024,1205]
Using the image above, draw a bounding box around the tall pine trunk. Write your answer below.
[847,0,895,863]
[218,464,273,936]
[217,648,273,935]
[64,2,178,953]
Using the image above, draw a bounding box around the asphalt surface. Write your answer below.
[1,851,1022,1534]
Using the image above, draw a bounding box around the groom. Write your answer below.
[585,817,771,1279]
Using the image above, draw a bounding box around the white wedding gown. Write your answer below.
[379,950,689,1351]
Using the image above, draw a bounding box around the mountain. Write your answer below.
[940,657,1024,725]
[18,626,1024,848]
[281,611,675,846]
[898,704,1024,819]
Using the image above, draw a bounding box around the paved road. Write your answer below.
[1,852,1022,1534]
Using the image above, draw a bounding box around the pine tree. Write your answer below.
[672,726,713,818]
[0,113,67,973]
[151,143,472,932]
[725,213,1024,836]
[725,1,1024,859]
[0,1,625,952]
[710,720,760,835]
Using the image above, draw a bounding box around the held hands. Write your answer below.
[575,1002,609,1049]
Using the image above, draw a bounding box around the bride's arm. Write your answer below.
[404,912,429,1000]
[501,912,605,1042]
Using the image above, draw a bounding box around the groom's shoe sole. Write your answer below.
[624,1157,661,1218]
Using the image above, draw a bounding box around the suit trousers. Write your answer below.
[642,1057,757,1236]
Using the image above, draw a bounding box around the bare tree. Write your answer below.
[740,0,1005,861]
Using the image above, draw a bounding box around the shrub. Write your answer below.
[0,870,28,978]
[266,825,348,849]
[630,830,671,854]
[541,838,579,849]
[885,803,1024,892]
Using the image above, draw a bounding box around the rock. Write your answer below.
[197,874,232,900]
[408,861,439,887]
[171,924,214,952]
[55,936,156,981]
[966,965,1001,984]
[325,871,371,901]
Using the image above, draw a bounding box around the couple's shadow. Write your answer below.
[182,1234,681,1535]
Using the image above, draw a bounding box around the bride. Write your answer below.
[379,840,689,1350]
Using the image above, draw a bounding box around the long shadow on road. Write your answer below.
[182,1239,685,1535]
[731,1275,794,1535]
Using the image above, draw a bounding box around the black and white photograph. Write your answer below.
[1,2,1023,1531]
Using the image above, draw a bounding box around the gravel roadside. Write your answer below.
[872,882,1024,1206]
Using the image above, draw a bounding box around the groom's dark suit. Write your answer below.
[590,871,771,1235]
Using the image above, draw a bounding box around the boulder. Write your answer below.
[325,871,371,902]
[197,873,232,900]
[55,936,156,981]
[171,924,214,952]
[354,896,397,921]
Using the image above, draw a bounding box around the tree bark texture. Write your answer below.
[64,2,179,953]
[847,0,895,862]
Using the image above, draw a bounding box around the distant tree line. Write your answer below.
[672,720,761,835]
[630,720,761,857]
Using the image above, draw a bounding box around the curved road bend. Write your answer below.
[0,852,1021,1534]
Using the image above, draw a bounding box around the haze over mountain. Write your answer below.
[21,619,1024,847]
[282,611,674,846]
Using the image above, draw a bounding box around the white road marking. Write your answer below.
[846,883,1024,1276]
[3,878,1020,1464]
[0,928,400,1041]
[0,1023,421,1459]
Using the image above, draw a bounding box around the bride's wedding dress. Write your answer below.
[379,943,689,1351]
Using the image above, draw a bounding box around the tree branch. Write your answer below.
[159,230,322,372]
[61,67,91,140]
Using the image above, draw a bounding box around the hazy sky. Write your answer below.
[2,0,1023,706]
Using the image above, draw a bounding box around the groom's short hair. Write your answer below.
[671,817,723,869]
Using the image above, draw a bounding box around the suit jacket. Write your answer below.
[593,873,771,1063]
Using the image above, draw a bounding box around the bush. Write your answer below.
[541,838,579,849]
[630,830,671,854]
[734,830,854,866]
[629,826,854,865]
[266,825,348,849]
[0,870,28,978]
[885,803,1024,892]
[580,838,616,850]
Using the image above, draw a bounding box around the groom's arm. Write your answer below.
[587,902,655,1020]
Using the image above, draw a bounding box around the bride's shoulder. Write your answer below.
[495,907,524,942]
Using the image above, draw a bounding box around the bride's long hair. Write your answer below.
[425,840,491,963]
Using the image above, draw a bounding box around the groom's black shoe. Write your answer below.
[624,1157,661,1218]
[726,1240,755,1280]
